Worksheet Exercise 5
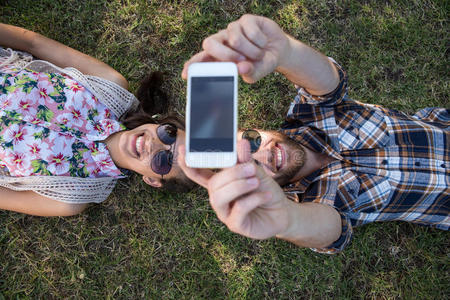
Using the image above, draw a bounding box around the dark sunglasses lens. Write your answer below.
[151,150,173,175]
[157,124,177,145]
[243,130,261,153]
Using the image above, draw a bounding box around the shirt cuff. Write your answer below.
[296,57,348,106]
[310,210,353,254]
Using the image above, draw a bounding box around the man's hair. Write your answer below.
[122,72,195,193]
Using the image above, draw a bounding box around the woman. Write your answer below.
[0,24,194,216]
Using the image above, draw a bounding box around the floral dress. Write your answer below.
[0,68,126,179]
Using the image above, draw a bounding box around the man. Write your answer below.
[178,14,449,253]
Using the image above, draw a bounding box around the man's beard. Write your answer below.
[272,133,306,186]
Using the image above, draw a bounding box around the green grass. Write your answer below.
[0,0,449,298]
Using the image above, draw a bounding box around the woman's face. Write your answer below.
[106,123,186,188]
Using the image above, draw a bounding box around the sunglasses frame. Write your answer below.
[150,123,178,177]
[242,129,262,154]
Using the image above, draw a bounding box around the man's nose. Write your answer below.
[251,148,272,165]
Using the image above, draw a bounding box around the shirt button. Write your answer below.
[441,163,446,168]
[382,160,388,165]
[415,161,421,166]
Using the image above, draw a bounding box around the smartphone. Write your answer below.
[185,62,238,168]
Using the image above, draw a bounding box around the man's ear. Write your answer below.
[143,176,162,188]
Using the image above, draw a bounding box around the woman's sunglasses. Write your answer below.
[151,123,178,176]
[242,129,262,153]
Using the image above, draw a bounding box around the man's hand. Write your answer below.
[182,14,290,84]
[178,140,290,240]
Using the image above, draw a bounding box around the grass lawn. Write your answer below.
[0,0,448,298]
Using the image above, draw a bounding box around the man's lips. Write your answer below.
[274,143,284,171]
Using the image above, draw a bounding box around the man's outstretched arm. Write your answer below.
[182,14,339,96]
[177,141,342,249]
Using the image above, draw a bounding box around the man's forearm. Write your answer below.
[276,200,342,248]
[276,35,340,96]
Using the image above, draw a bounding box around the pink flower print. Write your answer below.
[47,153,70,175]
[39,88,48,99]
[71,108,82,120]
[30,117,44,125]
[89,143,100,155]
[5,151,32,176]
[98,106,115,120]
[91,166,101,175]
[103,120,114,133]
[93,123,103,133]
[26,141,49,160]
[48,131,75,157]
[94,152,115,169]
[69,107,86,127]
[19,100,31,110]
[63,100,87,127]
[17,99,37,116]
[29,143,41,155]
[1,99,11,109]
[4,124,29,145]
[12,152,25,168]
[56,113,72,126]
[69,82,84,93]
[85,94,99,108]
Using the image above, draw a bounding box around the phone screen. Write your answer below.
[189,76,234,152]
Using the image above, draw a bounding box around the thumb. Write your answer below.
[237,139,252,163]
[177,145,215,188]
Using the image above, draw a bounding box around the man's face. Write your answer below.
[238,129,306,185]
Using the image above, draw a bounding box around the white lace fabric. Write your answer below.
[0,48,140,203]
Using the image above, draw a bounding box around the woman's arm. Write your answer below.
[0,186,87,216]
[0,23,128,89]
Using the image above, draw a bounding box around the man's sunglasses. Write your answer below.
[242,129,262,153]
[151,123,178,176]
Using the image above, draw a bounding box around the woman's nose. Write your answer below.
[148,137,171,154]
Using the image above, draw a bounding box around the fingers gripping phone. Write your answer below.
[186,62,238,168]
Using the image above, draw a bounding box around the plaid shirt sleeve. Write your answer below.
[285,193,353,254]
[283,58,449,254]
[295,57,348,106]
[311,209,354,254]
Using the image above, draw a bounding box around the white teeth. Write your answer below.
[136,136,142,156]
[276,147,282,169]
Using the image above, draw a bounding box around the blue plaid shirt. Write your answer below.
[280,59,449,254]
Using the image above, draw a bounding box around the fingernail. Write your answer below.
[237,55,246,61]
[243,164,255,176]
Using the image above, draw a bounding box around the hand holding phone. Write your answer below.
[185,62,238,168]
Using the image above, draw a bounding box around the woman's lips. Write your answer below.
[130,133,142,159]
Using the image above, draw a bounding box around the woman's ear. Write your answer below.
[143,176,162,188]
